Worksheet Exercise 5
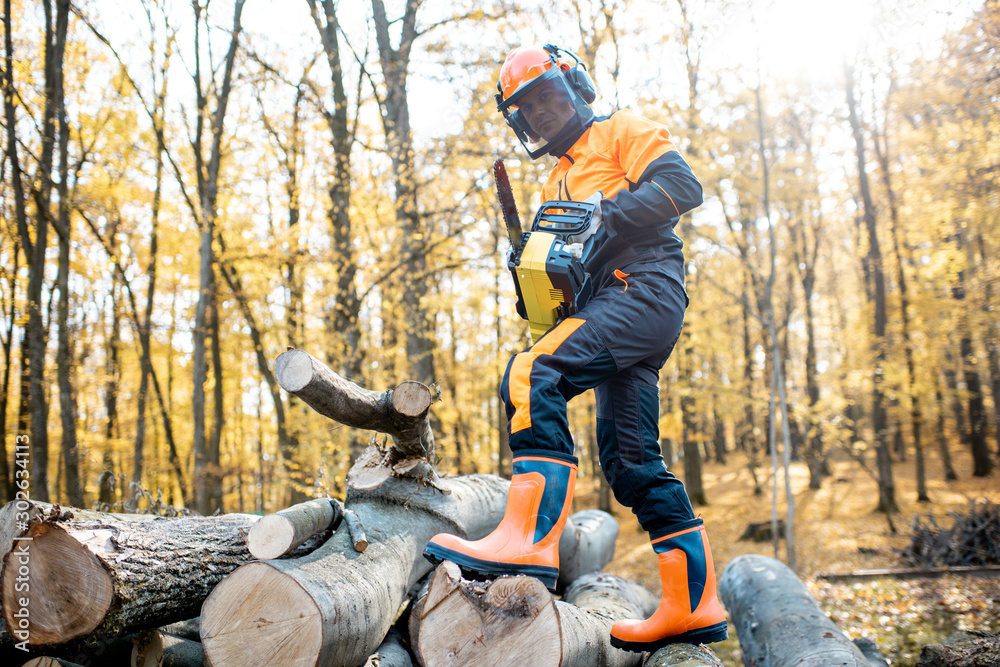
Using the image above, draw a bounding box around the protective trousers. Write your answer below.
[500,272,695,533]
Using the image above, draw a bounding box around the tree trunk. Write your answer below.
[411,560,652,667]
[935,375,959,481]
[307,0,365,383]
[845,59,897,514]
[191,0,245,516]
[131,31,168,509]
[101,222,122,509]
[0,510,259,648]
[371,0,436,386]
[52,16,81,507]
[719,554,870,666]
[200,473,509,667]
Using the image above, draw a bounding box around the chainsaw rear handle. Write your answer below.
[531,200,598,240]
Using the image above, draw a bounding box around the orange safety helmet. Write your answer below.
[496,44,596,159]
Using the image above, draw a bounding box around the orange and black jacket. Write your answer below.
[542,109,702,292]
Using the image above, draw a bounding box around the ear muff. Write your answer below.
[564,66,596,104]
[542,43,597,104]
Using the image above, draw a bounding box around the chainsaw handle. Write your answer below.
[531,200,598,238]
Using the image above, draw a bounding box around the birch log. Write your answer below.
[0,512,259,648]
[556,508,619,591]
[247,498,340,559]
[719,554,869,666]
[200,474,508,667]
[411,561,650,667]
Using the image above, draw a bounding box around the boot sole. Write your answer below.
[609,620,728,653]
[423,542,559,591]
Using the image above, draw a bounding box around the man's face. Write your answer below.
[518,79,577,141]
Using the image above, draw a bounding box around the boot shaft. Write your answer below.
[650,518,714,614]
[510,453,577,545]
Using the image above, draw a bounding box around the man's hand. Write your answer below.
[569,191,603,244]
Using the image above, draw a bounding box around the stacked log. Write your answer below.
[247,497,340,559]
[0,506,261,650]
[410,560,652,667]
[199,472,509,667]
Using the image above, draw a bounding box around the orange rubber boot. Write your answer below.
[610,518,728,651]
[423,452,576,591]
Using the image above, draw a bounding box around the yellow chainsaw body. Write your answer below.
[514,231,567,343]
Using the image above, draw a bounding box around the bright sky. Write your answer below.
[87,0,983,145]
[703,0,979,83]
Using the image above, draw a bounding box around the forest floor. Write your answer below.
[584,445,1000,666]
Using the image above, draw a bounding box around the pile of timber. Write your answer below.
[901,499,1000,568]
[0,350,729,666]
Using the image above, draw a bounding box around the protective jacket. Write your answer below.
[541,110,702,292]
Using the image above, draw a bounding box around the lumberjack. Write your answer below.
[424,42,728,653]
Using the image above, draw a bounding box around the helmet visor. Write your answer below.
[498,69,593,158]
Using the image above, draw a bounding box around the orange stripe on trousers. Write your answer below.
[509,318,586,434]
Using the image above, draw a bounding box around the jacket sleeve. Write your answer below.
[600,113,703,236]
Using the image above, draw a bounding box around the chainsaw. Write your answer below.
[494,158,598,343]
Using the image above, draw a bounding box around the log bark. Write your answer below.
[1,499,158,565]
[0,510,259,648]
[645,643,724,666]
[131,629,204,667]
[719,554,869,666]
[274,348,434,460]
[411,560,650,667]
[917,631,1000,667]
[556,508,619,591]
[200,473,508,667]
[247,497,340,560]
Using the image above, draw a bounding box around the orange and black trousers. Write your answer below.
[500,272,696,533]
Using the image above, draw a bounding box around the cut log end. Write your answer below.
[273,348,315,393]
[1,523,114,645]
[392,381,432,417]
[201,561,323,667]
[247,514,296,560]
[416,561,561,667]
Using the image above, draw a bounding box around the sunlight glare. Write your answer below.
[756,0,875,82]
